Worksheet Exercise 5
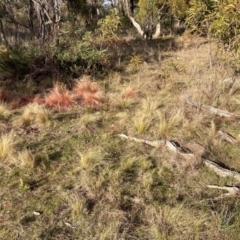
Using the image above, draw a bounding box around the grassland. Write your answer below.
[0,35,240,239]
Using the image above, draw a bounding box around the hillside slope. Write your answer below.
[0,36,240,239]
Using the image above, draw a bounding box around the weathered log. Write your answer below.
[118,134,194,156]
[118,134,240,199]
[207,185,240,199]
[186,99,239,118]
[118,134,164,147]
[203,159,240,182]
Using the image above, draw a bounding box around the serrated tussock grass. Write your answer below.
[14,149,35,169]
[13,103,50,127]
[77,146,106,171]
[0,132,15,161]
[0,102,11,119]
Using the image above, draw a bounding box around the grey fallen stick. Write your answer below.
[186,99,239,118]
[118,134,194,157]
[203,159,240,182]
[207,185,240,199]
[118,134,164,147]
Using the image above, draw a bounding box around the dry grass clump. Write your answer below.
[141,97,161,115]
[0,103,11,119]
[79,112,102,131]
[72,80,105,107]
[157,110,184,138]
[77,146,106,171]
[133,113,155,134]
[0,132,15,161]
[13,103,50,127]
[14,149,35,169]
[44,83,74,110]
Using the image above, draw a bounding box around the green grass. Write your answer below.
[0,36,240,239]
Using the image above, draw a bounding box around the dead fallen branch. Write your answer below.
[186,99,239,118]
[203,159,240,182]
[118,134,164,147]
[217,130,237,144]
[207,185,240,199]
[118,134,193,157]
[118,134,240,199]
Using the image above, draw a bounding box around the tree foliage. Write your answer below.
[187,0,240,51]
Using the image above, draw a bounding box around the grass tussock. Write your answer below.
[44,83,74,110]
[133,113,154,134]
[14,149,35,169]
[77,146,105,170]
[0,132,15,161]
[79,112,102,131]
[0,103,11,119]
[72,80,105,107]
[13,103,50,127]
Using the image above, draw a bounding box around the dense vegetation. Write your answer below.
[0,1,240,239]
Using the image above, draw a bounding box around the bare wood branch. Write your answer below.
[207,185,240,199]
[217,130,237,144]
[118,134,164,147]
[186,99,239,118]
[118,133,240,199]
[203,159,240,182]
[118,134,194,157]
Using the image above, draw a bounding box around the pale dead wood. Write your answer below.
[118,134,194,157]
[223,77,236,83]
[217,130,237,143]
[207,185,240,199]
[186,99,239,118]
[118,134,164,147]
[118,134,240,199]
[203,159,240,182]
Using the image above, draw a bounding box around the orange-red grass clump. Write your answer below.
[44,83,74,110]
[72,81,105,106]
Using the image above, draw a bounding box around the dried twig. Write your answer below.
[186,99,239,118]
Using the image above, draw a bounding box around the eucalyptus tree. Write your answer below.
[111,0,189,39]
